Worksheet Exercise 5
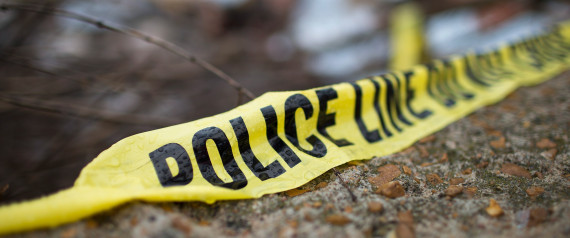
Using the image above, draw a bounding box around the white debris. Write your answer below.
[291,0,378,52]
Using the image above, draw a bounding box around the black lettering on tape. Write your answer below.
[351,82,382,143]
[149,143,193,187]
[284,94,327,158]
[403,71,432,119]
[388,73,415,125]
[546,31,570,52]
[526,37,557,63]
[549,29,570,51]
[509,41,526,65]
[464,55,492,87]
[427,63,456,107]
[443,60,474,100]
[380,74,412,130]
[261,105,302,168]
[192,127,248,190]
[521,39,546,70]
[369,79,394,138]
[230,117,286,181]
[315,88,353,147]
[475,53,507,80]
[539,36,568,61]
[488,51,513,78]
[533,36,567,63]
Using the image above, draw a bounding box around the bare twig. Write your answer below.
[0,94,178,127]
[0,3,256,101]
[0,57,94,86]
[332,168,357,202]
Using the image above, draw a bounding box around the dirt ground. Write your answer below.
[6,71,569,238]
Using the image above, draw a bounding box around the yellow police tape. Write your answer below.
[1,22,570,235]
[390,2,427,71]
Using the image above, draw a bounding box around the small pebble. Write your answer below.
[402,165,412,176]
[376,181,405,198]
[426,174,443,185]
[449,178,465,185]
[465,187,477,197]
[444,185,463,198]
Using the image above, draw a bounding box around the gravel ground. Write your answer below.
[6,72,570,238]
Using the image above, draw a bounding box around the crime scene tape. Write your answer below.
[1,21,570,235]
[389,2,427,71]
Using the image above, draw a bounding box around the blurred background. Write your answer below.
[0,0,569,204]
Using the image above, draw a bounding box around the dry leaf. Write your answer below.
[490,137,506,149]
[476,161,489,168]
[61,228,77,238]
[419,135,436,143]
[285,188,309,197]
[540,149,557,160]
[536,138,556,149]
[368,202,383,213]
[86,220,98,229]
[526,186,545,197]
[368,164,401,187]
[501,163,531,179]
[325,214,351,225]
[315,182,328,189]
[462,168,472,175]
[486,199,503,217]
[396,211,415,238]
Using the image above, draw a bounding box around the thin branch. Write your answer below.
[332,168,357,202]
[0,3,256,101]
[0,94,178,127]
[0,57,93,86]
